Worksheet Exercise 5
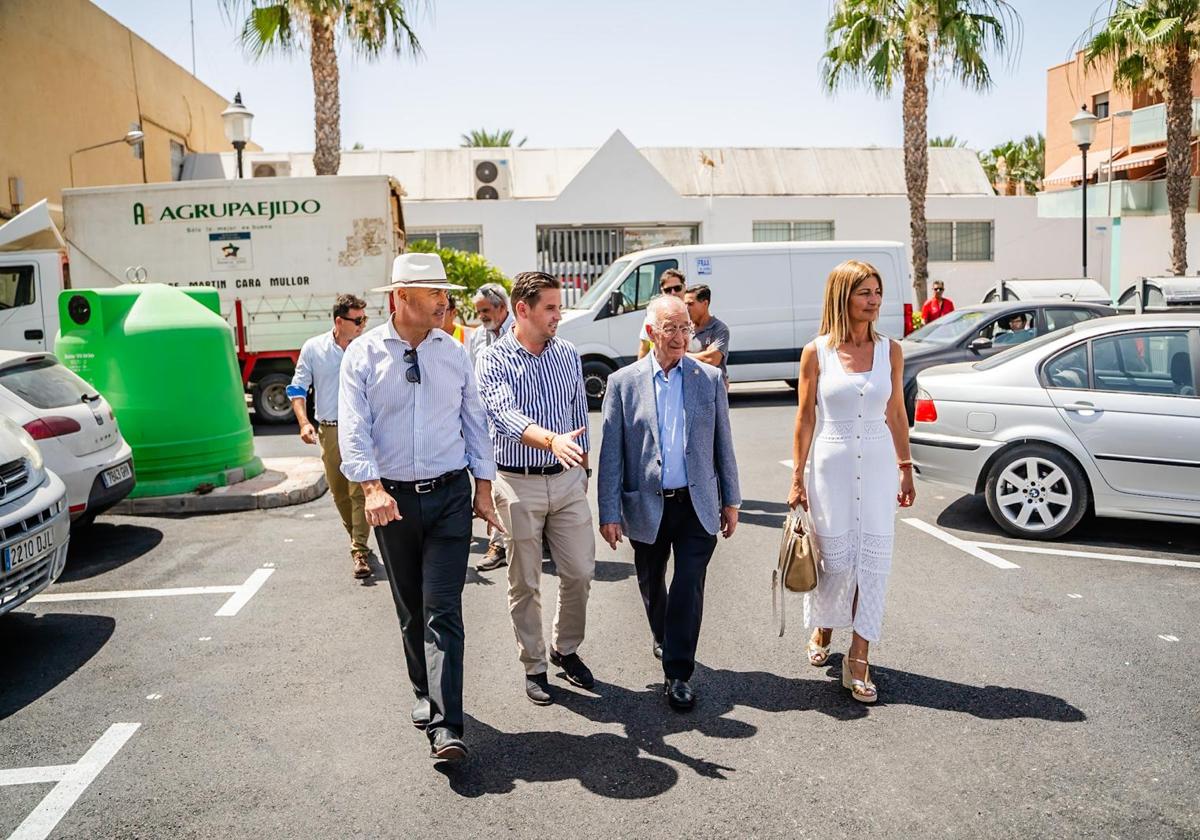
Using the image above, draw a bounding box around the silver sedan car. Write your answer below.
[911,314,1199,539]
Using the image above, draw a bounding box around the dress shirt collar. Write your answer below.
[649,351,682,382]
[489,312,516,341]
[502,326,555,358]
[382,315,447,348]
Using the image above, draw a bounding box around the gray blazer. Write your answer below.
[598,355,741,544]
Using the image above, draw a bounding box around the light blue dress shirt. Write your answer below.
[286,330,344,423]
[650,354,688,490]
[338,318,496,483]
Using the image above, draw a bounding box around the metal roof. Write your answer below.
[234,142,992,201]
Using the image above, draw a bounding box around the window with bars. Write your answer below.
[752,220,835,242]
[928,221,993,262]
[406,228,482,253]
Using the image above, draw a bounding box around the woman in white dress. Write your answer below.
[788,260,915,703]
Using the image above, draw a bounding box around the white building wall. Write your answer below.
[406,193,1085,305]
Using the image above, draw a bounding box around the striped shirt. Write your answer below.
[285,330,343,423]
[475,329,589,468]
[338,318,496,483]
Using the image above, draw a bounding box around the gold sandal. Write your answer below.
[807,630,831,667]
[842,656,877,703]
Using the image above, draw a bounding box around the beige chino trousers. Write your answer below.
[493,468,596,675]
[318,424,370,557]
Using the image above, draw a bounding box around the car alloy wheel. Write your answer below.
[985,443,1089,540]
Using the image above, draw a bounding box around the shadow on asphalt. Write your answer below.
[737,499,789,530]
[0,612,115,721]
[61,522,164,582]
[936,493,1200,557]
[436,660,1083,795]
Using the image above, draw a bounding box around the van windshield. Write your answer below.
[568,260,630,309]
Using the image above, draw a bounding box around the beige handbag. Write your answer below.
[772,507,819,637]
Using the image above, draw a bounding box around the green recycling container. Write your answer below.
[55,283,263,498]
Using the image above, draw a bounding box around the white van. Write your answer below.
[555,240,908,404]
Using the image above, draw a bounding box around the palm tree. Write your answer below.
[929,134,967,147]
[823,0,1021,302]
[460,128,527,148]
[979,133,1043,195]
[222,1,423,175]
[1084,0,1200,276]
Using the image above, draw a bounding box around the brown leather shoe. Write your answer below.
[352,553,371,579]
[476,543,507,572]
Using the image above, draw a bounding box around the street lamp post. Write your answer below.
[1071,104,1098,278]
[68,129,145,187]
[221,92,254,179]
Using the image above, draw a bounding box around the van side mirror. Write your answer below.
[968,336,992,353]
[607,289,623,317]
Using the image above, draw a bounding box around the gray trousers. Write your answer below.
[375,471,472,737]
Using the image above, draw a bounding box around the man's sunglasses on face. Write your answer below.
[340,315,369,326]
[661,284,684,294]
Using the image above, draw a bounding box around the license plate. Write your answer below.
[3,527,54,572]
[101,461,133,488]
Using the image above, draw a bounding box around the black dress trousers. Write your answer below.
[631,494,718,681]
[374,470,473,738]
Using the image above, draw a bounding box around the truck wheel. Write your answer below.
[984,443,1089,540]
[252,373,293,425]
[582,360,616,411]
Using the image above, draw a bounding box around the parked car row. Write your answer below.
[910,313,1199,540]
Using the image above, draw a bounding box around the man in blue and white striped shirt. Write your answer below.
[476,271,597,706]
[339,253,503,763]
[287,293,371,579]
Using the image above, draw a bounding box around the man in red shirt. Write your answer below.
[921,281,954,324]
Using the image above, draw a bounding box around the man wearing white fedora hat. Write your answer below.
[339,251,504,762]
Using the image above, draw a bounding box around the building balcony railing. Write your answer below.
[1129,99,1200,147]
[1037,177,1200,218]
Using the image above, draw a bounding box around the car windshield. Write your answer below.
[973,325,1078,371]
[0,357,96,409]
[567,259,630,309]
[906,309,987,345]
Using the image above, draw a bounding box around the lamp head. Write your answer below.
[1070,104,1098,149]
[221,91,254,146]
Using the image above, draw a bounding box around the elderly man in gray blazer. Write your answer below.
[597,294,740,710]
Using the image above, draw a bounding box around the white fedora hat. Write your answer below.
[372,252,465,291]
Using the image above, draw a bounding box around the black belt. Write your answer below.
[498,464,564,477]
[382,469,465,495]
[662,487,690,500]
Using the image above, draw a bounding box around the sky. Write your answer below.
[92,0,1107,154]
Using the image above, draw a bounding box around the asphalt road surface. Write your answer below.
[3,384,1197,839]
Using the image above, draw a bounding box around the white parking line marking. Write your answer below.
[901,519,1020,570]
[779,459,794,470]
[145,694,161,700]
[1067,593,1083,599]
[33,585,239,603]
[1159,634,1180,643]
[302,514,315,519]
[5,722,139,840]
[973,542,1200,570]
[214,568,274,617]
[198,637,212,641]
[0,766,74,787]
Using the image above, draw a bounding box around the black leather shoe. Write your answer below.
[665,678,695,711]
[429,728,468,761]
[550,649,595,689]
[525,673,553,705]
[410,696,431,730]
[652,640,663,661]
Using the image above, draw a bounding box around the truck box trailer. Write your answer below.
[0,175,405,422]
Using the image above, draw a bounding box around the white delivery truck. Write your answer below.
[0,175,405,422]
[556,240,908,405]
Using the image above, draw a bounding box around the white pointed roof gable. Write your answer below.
[556,131,681,204]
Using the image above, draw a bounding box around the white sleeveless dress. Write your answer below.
[803,336,898,642]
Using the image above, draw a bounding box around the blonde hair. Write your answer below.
[819,259,883,348]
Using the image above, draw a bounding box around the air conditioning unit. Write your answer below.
[252,161,291,178]
[473,159,511,200]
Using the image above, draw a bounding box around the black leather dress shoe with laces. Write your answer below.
[665,678,695,711]
[429,728,468,761]
[410,696,431,730]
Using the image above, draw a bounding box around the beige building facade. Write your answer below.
[0,0,243,220]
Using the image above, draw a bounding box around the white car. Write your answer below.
[0,414,69,616]
[0,350,134,526]
[911,314,1199,539]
